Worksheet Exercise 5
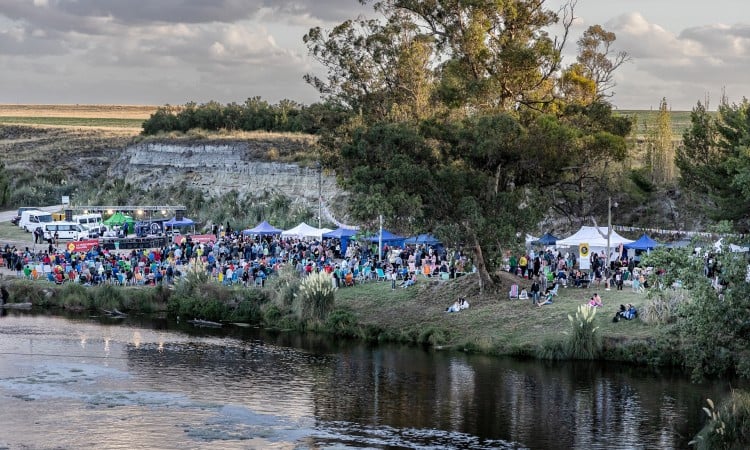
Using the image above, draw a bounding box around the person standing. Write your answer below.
[519,254,528,278]
[530,277,541,305]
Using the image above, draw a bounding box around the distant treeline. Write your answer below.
[141,97,349,135]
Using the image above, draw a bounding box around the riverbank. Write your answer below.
[0,263,667,364]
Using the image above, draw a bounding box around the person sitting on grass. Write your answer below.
[618,303,638,320]
[537,292,553,307]
[402,272,417,288]
[458,297,470,310]
[588,292,602,307]
[446,299,461,313]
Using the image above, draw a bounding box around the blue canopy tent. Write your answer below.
[164,217,195,227]
[322,227,359,256]
[624,234,660,251]
[531,232,558,246]
[404,233,441,246]
[243,221,282,236]
[363,230,406,260]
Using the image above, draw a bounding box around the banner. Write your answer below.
[578,243,591,270]
[174,234,215,245]
[67,239,99,253]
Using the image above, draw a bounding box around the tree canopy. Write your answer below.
[676,99,750,228]
[305,0,630,292]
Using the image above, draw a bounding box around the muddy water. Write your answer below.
[0,312,735,449]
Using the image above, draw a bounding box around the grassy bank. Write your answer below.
[1,269,662,359]
[332,273,661,356]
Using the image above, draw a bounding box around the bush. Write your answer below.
[691,391,750,449]
[294,271,336,323]
[640,289,685,324]
[58,283,90,310]
[324,308,360,337]
[565,304,602,360]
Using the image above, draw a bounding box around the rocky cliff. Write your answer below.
[1,125,350,225]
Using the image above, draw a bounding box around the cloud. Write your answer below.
[604,12,750,109]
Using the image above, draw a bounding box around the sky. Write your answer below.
[1,0,748,110]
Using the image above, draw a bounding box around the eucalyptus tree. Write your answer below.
[304,0,629,292]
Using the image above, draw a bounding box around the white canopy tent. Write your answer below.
[281,222,333,240]
[556,226,634,260]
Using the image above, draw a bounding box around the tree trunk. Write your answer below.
[471,232,495,294]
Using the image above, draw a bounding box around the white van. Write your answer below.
[72,213,103,228]
[43,222,88,241]
[19,209,54,232]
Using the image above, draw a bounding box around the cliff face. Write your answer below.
[0,125,349,224]
[111,142,339,203]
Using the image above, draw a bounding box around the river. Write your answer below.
[0,310,736,449]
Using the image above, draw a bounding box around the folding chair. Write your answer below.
[375,268,386,281]
[508,284,519,300]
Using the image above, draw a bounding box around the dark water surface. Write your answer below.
[0,311,737,449]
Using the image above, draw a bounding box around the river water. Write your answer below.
[0,310,736,449]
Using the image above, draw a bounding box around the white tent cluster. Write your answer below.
[280,222,333,240]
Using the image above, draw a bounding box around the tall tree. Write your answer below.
[575,24,629,102]
[304,0,631,293]
[647,97,675,184]
[676,99,750,225]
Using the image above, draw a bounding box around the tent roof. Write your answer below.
[404,233,441,245]
[164,216,195,226]
[281,222,328,239]
[364,229,405,243]
[556,226,634,248]
[243,220,282,235]
[103,212,135,226]
[532,232,559,246]
[624,233,660,250]
[322,227,358,239]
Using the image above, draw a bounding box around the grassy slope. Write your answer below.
[334,272,654,353]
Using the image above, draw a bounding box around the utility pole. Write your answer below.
[317,162,322,229]
[607,196,611,267]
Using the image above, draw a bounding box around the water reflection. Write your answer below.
[0,312,740,449]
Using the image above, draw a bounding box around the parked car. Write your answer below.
[11,207,37,226]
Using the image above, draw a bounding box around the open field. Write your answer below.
[616,109,716,141]
[0,104,157,129]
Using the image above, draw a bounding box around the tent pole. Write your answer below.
[379,214,383,262]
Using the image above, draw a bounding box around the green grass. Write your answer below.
[0,220,36,242]
[334,275,656,354]
[0,117,145,128]
[616,109,715,140]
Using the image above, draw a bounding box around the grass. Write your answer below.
[617,109,695,138]
[334,274,655,354]
[0,117,145,128]
[0,221,36,243]
[0,104,155,129]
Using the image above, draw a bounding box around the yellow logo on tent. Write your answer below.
[67,242,75,252]
[579,243,589,258]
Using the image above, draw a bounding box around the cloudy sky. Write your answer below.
[1,0,748,110]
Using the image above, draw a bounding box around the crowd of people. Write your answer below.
[1,229,470,291]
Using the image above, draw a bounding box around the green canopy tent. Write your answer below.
[103,212,136,232]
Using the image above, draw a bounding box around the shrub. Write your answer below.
[640,289,685,325]
[418,326,449,346]
[691,392,750,449]
[91,284,126,311]
[4,280,49,305]
[58,283,90,310]
[324,308,359,337]
[565,304,602,360]
[294,271,336,323]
